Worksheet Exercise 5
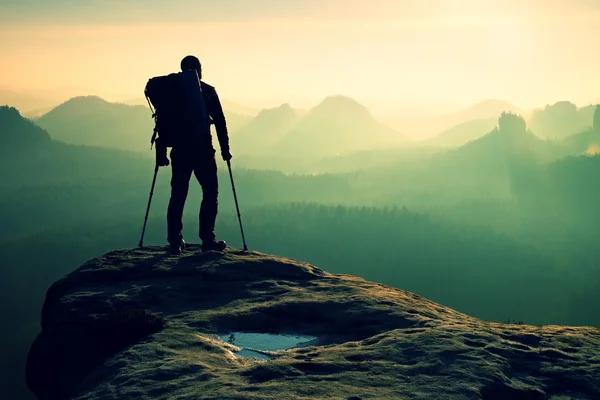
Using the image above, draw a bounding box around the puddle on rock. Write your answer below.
[219,332,318,360]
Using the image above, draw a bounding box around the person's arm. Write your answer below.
[205,85,231,160]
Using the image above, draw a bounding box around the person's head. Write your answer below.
[180,55,202,79]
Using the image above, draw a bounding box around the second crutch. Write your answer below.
[227,159,248,251]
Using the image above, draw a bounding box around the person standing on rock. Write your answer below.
[165,55,232,254]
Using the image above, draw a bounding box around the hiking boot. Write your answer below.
[201,239,226,252]
[168,239,186,254]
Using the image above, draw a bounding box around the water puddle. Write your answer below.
[219,332,318,360]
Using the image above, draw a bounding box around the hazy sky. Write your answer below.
[1,0,600,113]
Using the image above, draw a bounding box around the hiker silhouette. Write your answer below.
[164,55,232,253]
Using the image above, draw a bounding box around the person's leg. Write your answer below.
[167,148,193,248]
[193,153,223,249]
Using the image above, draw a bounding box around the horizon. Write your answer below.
[3,86,600,117]
[2,0,600,115]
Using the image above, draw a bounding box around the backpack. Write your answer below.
[144,70,211,148]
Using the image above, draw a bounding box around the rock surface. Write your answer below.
[27,246,600,400]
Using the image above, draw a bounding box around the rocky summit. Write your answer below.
[26,246,600,400]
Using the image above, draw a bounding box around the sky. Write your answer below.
[1,0,600,114]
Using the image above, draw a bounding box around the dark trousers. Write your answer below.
[167,146,218,245]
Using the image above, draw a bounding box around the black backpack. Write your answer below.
[144,70,211,148]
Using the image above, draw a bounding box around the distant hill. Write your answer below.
[0,87,128,113]
[580,104,597,126]
[562,130,600,156]
[270,96,407,158]
[456,99,525,122]
[427,113,565,198]
[35,96,154,152]
[23,106,56,119]
[384,99,525,140]
[0,90,55,113]
[426,117,497,147]
[234,103,300,155]
[0,106,51,151]
[435,114,560,169]
[430,129,509,183]
[527,101,595,139]
[220,99,261,116]
[223,111,253,134]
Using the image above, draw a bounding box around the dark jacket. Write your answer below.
[201,81,229,153]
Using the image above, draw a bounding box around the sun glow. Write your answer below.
[1,1,600,113]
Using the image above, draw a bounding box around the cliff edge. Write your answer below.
[26,246,600,399]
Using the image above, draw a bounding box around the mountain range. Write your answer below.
[20,94,408,158]
[31,96,253,152]
[234,96,407,158]
[424,101,599,149]
[3,91,599,164]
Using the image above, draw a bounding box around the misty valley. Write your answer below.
[1,95,600,399]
